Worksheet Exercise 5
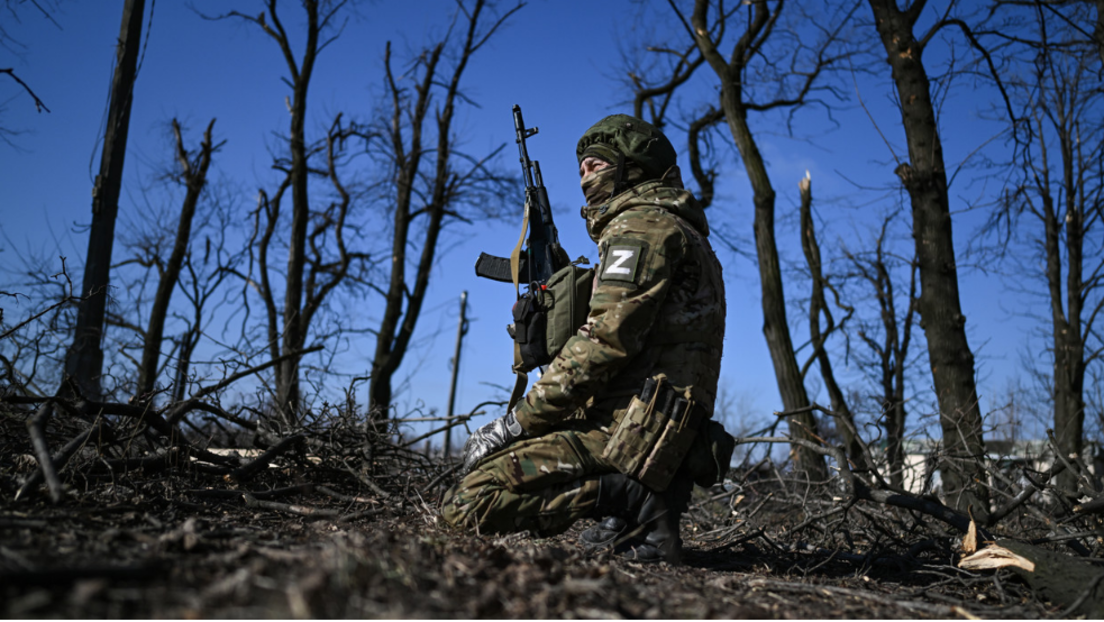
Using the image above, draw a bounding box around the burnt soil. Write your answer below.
[0,411,1061,619]
[2,481,1060,618]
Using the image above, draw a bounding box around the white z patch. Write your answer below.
[605,249,635,275]
[601,244,641,283]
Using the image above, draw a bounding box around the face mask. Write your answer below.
[579,161,648,207]
[580,166,619,206]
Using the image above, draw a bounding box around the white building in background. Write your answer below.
[891,439,1100,497]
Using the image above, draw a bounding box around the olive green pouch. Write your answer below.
[540,263,594,360]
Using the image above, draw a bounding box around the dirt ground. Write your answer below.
[0,406,1071,619]
[1,475,1057,619]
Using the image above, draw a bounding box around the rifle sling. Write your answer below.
[509,200,530,298]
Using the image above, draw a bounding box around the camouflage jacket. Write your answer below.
[513,180,726,436]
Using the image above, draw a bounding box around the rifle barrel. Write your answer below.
[513,104,537,188]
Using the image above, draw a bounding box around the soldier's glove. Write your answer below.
[461,410,527,474]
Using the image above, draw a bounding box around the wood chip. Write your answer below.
[961,518,977,555]
[958,545,1036,572]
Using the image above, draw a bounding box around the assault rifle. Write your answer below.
[474,105,567,287]
[475,106,572,405]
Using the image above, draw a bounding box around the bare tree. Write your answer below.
[626,0,861,479]
[796,174,866,471]
[99,123,242,408]
[990,1,1104,493]
[245,113,372,426]
[366,0,518,418]
[863,0,1021,518]
[842,215,920,489]
[214,1,369,426]
[131,119,222,401]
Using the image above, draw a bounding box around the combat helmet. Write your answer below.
[576,114,677,182]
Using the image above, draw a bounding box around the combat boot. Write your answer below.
[579,516,629,550]
[579,473,687,563]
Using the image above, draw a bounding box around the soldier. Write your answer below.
[441,114,730,563]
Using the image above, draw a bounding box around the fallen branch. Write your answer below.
[1074,496,1104,515]
[183,400,258,430]
[745,577,966,618]
[988,461,1066,525]
[16,418,114,501]
[230,435,303,481]
[341,459,391,498]
[19,401,63,503]
[425,462,463,491]
[99,447,200,475]
[0,564,160,587]
[242,492,341,517]
[399,400,505,449]
[316,485,375,504]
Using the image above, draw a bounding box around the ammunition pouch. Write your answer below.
[602,374,708,492]
[510,263,593,373]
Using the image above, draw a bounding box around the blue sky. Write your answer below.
[1,1,1044,444]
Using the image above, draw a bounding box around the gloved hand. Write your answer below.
[461,409,526,473]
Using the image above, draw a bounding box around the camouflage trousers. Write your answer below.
[441,420,617,536]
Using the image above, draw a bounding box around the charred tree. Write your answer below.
[134,119,221,400]
[681,0,862,480]
[797,174,865,471]
[992,4,1104,493]
[220,1,358,426]
[367,0,518,418]
[866,0,990,518]
[844,216,919,490]
[270,0,317,423]
[62,0,145,400]
[624,0,861,479]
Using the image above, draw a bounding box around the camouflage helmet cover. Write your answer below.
[576,114,677,181]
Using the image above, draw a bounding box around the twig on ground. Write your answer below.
[19,401,63,503]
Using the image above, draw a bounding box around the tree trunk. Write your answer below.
[691,0,827,480]
[63,0,145,400]
[875,237,915,490]
[1043,113,1087,495]
[367,41,426,418]
[886,259,915,490]
[799,175,867,472]
[846,223,916,489]
[369,1,497,418]
[274,1,319,426]
[867,0,989,519]
[136,119,216,400]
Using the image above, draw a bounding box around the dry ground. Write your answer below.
[0,407,1071,619]
[1,473,1055,619]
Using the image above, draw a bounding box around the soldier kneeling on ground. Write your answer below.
[441,114,734,564]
